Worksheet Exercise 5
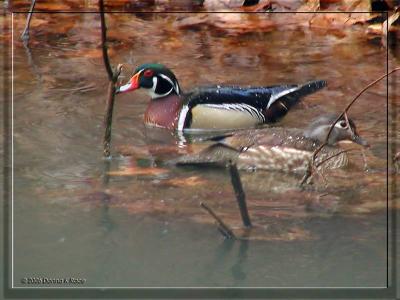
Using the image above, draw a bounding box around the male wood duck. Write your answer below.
[172,114,369,173]
[116,63,326,131]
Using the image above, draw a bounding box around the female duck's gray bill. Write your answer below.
[352,133,369,147]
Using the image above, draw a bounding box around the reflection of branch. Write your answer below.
[21,0,36,41]
[301,67,400,186]
[228,162,252,228]
[200,202,235,239]
[22,35,42,82]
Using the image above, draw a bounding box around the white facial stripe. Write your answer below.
[147,76,159,99]
[177,105,190,131]
[267,87,299,109]
[148,76,172,99]
[146,74,176,99]
[160,73,179,94]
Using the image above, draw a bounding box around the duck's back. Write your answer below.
[179,81,326,130]
[228,128,348,172]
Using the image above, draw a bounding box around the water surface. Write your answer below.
[9,11,394,288]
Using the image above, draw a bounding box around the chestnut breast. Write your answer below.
[144,95,182,130]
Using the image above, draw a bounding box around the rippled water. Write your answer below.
[8,11,397,288]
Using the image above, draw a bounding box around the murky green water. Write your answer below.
[8,11,395,287]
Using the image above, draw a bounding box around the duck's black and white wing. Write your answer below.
[178,80,326,130]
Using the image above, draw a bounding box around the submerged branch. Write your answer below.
[228,162,252,228]
[103,64,122,158]
[200,202,236,239]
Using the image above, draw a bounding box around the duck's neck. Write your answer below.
[144,94,183,130]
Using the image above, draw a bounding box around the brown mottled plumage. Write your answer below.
[173,114,368,173]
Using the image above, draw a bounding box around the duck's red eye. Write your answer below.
[143,69,154,77]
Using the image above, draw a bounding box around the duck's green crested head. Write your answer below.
[117,63,181,99]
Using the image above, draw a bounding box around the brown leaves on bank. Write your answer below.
[174,0,386,36]
[367,8,400,46]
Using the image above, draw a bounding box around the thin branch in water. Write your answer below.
[228,162,252,228]
[103,64,122,158]
[99,0,113,81]
[301,67,400,186]
[316,67,400,160]
[200,202,236,239]
[98,0,124,157]
[21,0,36,41]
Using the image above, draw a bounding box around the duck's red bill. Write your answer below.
[116,72,140,94]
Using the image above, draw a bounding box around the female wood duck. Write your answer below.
[116,63,326,131]
[172,114,369,173]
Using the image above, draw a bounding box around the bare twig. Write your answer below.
[103,64,122,157]
[21,0,36,41]
[301,67,400,185]
[228,162,252,228]
[200,202,236,239]
[98,0,123,157]
[99,0,113,81]
[316,67,400,160]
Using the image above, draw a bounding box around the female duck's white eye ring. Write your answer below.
[335,120,348,128]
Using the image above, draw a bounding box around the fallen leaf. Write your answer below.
[297,0,320,11]
[35,3,73,11]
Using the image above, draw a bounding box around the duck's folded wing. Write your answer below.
[264,80,326,122]
[180,81,326,128]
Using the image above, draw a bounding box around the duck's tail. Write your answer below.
[264,80,327,123]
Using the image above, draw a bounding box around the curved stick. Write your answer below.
[301,67,400,186]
